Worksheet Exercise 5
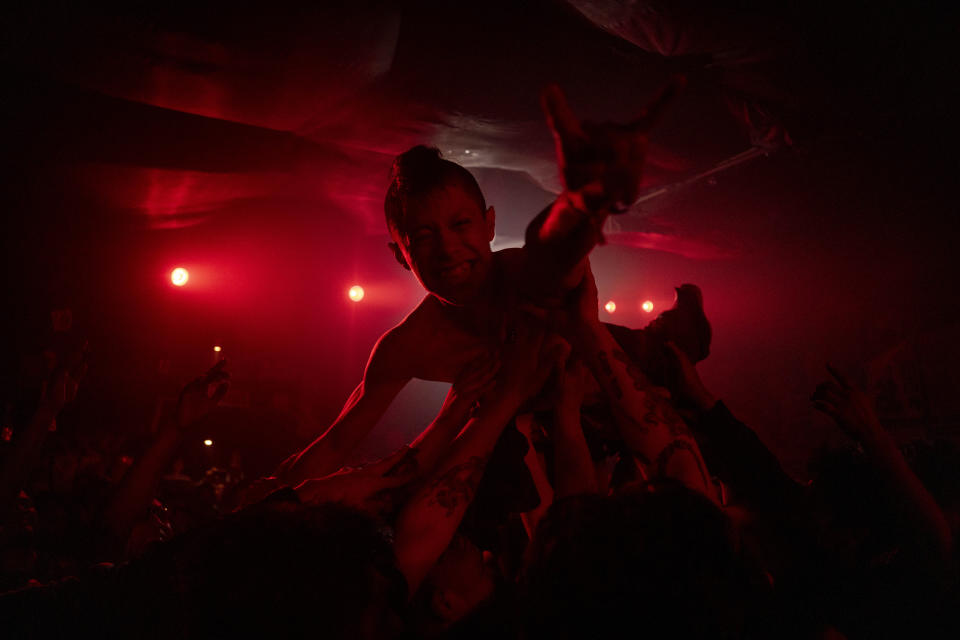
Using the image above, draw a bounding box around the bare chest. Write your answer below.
[401,310,502,383]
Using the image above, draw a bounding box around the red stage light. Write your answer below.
[203,439,213,447]
[642,300,654,313]
[171,267,189,286]
[213,346,222,352]
[604,300,616,314]
[348,285,365,302]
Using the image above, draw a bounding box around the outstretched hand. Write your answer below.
[296,446,418,517]
[811,365,883,443]
[541,77,684,212]
[176,359,230,430]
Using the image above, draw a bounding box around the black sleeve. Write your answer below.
[695,401,801,514]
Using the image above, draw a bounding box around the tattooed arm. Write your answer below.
[393,322,560,595]
[565,268,715,499]
[551,358,600,499]
[384,352,500,482]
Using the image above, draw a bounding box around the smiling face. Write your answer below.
[390,181,496,305]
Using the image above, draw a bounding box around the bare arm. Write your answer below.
[393,323,560,594]
[551,358,600,499]
[813,366,953,564]
[516,414,556,537]
[565,269,715,499]
[521,81,682,298]
[103,362,229,545]
[393,353,499,481]
[279,333,411,483]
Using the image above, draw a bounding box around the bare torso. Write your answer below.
[376,248,526,385]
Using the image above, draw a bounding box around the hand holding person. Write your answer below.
[295,446,418,517]
[444,349,500,412]
[498,313,571,404]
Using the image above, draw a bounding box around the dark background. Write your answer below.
[2,1,957,477]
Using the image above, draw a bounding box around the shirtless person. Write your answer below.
[280,83,683,484]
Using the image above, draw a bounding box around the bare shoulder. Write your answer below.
[365,296,439,379]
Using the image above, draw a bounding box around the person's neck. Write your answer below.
[435,272,506,336]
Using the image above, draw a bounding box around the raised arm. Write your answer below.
[393,321,562,594]
[103,361,229,547]
[550,357,600,499]
[522,81,682,297]
[564,267,715,499]
[812,366,953,564]
[278,330,411,483]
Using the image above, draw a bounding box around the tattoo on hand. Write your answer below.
[428,456,487,517]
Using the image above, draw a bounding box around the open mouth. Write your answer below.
[439,260,473,282]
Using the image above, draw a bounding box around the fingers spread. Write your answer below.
[541,83,585,143]
[629,75,686,133]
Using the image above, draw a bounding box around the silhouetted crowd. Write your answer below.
[2,305,959,639]
[4,133,959,638]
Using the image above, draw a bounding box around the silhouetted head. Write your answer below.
[126,501,407,639]
[385,146,496,305]
[523,481,752,640]
[674,283,704,309]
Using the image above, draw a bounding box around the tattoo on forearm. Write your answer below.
[384,448,420,477]
[654,439,709,488]
[427,456,487,517]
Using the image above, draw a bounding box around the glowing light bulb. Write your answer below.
[213,346,221,352]
[203,439,213,447]
[642,300,654,313]
[604,300,616,314]
[348,285,365,302]
[171,267,189,286]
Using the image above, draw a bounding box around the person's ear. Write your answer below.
[484,206,496,242]
[388,242,410,270]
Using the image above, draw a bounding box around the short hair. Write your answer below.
[384,145,486,236]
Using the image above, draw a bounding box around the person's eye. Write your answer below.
[454,219,471,227]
